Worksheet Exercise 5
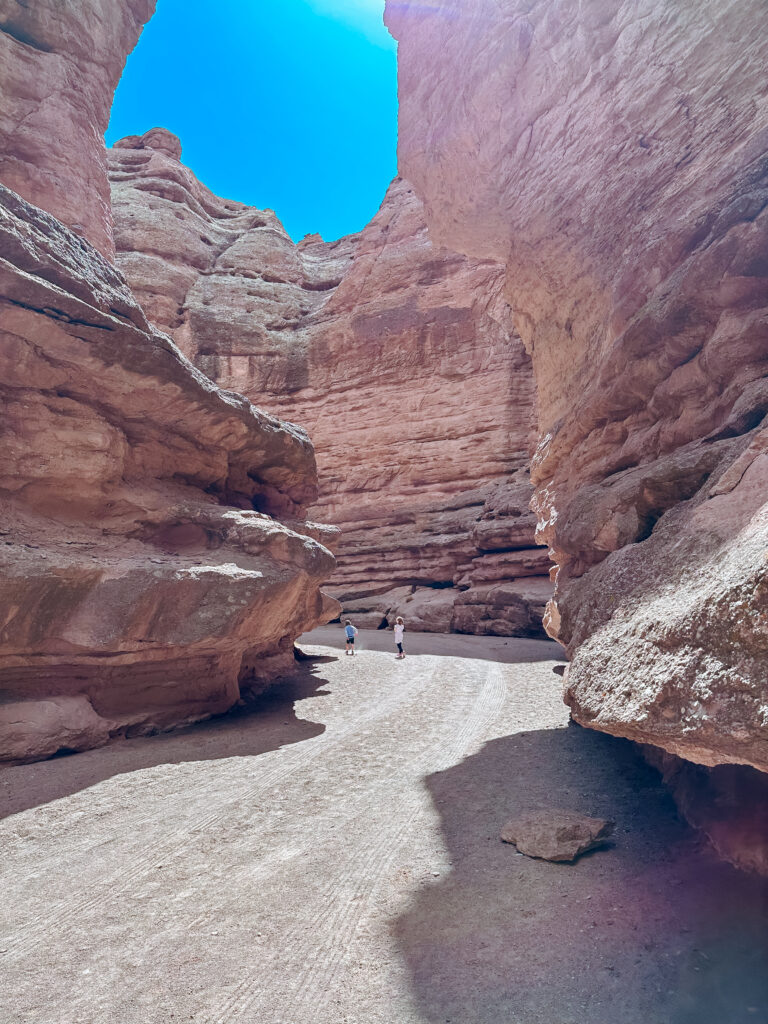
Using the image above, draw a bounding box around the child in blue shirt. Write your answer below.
[344,619,358,656]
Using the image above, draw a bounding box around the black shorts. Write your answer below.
[346,636,355,644]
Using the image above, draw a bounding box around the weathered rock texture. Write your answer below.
[0,0,155,258]
[643,747,768,876]
[108,130,552,636]
[0,184,337,762]
[387,0,768,872]
[500,810,614,863]
[386,0,768,773]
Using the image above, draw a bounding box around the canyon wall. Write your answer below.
[108,130,552,636]
[0,5,337,763]
[386,0,768,862]
[0,0,155,257]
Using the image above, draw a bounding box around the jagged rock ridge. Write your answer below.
[108,129,552,636]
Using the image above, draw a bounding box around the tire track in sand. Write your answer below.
[3,658,442,962]
[209,661,506,1024]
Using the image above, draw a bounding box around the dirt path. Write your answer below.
[1,629,767,1024]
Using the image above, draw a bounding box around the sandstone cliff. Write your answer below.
[108,130,552,636]
[386,0,768,864]
[0,184,337,763]
[0,0,155,257]
[0,4,338,763]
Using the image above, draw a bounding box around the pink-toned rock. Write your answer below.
[644,748,768,876]
[108,131,553,636]
[0,697,113,763]
[500,810,614,862]
[452,579,553,638]
[0,0,155,257]
[0,183,337,763]
[386,0,768,773]
[339,585,456,633]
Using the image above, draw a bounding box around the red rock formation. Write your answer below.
[0,183,337,763]
[108,130,552,635]
[387,0,768,772]
[0,0,155,257]
[0,182,338,762]
[386,0,768,865]
[0,4,338,763]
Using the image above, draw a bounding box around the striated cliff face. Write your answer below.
[0,5,338,763]
[0,184,337,763]
[108,130,552,636]
[0,0,155,258]
[386,0,768,863]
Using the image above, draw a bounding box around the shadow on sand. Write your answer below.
[0,654,335,821]
[394,723,768,1024]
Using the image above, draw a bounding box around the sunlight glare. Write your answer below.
[305,0,391,45]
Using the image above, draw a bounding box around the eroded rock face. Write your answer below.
[108,131,552,636]
[0,0,155,257]
[386,0,768,773]
[643,748,768,876]
[0,184,337,762]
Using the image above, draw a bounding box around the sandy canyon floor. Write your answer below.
[2,628,767,1024]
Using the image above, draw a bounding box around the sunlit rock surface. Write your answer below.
[0,0,155,257]
[0,183,337,762]
[109,130,551,636]
[385,0,768,780]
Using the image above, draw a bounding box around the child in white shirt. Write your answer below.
[394,617,405,659]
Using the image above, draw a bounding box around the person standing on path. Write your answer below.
[394,617,405,659]
[344,619,358,655]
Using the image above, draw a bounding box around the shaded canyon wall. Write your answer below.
[0,4,337,763]
[385,0,768,867]
[108,130,552,636]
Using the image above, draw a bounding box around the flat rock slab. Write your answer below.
[500,809,614,862]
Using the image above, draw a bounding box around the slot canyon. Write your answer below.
[1,0,767,1021]
[106,128,551,637]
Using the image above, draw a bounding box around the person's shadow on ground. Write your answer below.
[394,723,768,1024]
[0,653,335,821]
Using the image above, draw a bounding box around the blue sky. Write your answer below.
[106,0,397,241]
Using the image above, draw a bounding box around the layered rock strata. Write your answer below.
[386,0,768,864]
[0,183,337,762]
[0,0,155,257]
[387,0,768,768]
[108,130,552,636]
